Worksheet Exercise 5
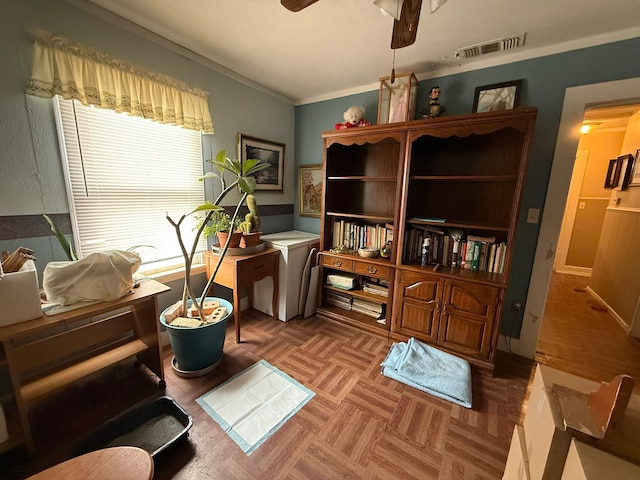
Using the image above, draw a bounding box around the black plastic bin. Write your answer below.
[76,396,193,458]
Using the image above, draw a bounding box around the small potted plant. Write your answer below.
[160,150,267,375]
[200,210,242,249]
[238,194,263,248]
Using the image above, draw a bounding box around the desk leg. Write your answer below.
[272,268,278,322]
[233,291,241,343]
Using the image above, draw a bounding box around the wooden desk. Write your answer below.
[26,446,153,480]
[0,279,169,454]
[204,248,279,342]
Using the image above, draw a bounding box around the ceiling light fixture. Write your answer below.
[375,0,447,18]
[429,0,448,13]
[374,0,404,20]
[374,0,403,82]
[580,122,601,134]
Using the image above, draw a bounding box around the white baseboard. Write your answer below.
[554,265,592,277]
[586,286,632,333]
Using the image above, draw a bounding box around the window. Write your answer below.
[54,97,206,268]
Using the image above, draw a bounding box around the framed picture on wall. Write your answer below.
[298,164,323,217]
[617,153,635,190]
[604,158,620,188]
[472,80,522,113]
[238,134,285,191]
[630,148,640,187]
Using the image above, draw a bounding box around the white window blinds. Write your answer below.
[54,97,206,266]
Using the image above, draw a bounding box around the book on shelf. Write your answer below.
[411,217,446,223]
[351,298,385,319]
[487,243,497,273]
[326,291,352,310]
[326,273,357,289]
[458,240,468,268]
[463,239,474,269]
[470,241,481,271]
[467,234,496,244]
[362,280,388,297]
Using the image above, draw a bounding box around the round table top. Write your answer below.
[26,446,154,480]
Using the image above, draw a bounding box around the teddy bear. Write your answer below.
[335,106,371,129]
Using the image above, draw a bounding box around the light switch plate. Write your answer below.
[527,208,540,224]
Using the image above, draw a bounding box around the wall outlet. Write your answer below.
[578,201,586,210]
[526,208,540,224]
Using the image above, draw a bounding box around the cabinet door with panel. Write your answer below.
[438,279,501,360]
[393,270,442,343]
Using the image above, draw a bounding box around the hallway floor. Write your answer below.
[535,272,640,392]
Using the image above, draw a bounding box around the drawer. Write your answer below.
[322,255,354,272]
[354,260,389,279]
[237,256,277,284]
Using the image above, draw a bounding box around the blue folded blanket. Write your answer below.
[381,337,472,408]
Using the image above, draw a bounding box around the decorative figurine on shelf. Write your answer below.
[380,241,392,258]
[420,86,446,118]
[335,106,371,129]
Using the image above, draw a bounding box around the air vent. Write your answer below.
[455,33,526,59]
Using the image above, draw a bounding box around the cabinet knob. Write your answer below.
[333,259,342,267]
[366,265,377,274]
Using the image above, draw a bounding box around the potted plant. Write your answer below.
[160,150,267,375]
[238,194,263,248]
[200,209,242,249]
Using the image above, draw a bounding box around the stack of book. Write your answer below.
[326,291,352,310]
[402,225,508,274]
[461,235,507,273]
[351,298,385,319]
[331,219,394,251]
[362,280,388,297]
[326,273,357,290]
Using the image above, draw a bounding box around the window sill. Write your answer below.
[139,263,206,284]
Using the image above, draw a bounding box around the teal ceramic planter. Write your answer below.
[160,297,233,372]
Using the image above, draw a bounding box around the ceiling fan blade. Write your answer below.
[281,0,320,12]
[391,0,422,49]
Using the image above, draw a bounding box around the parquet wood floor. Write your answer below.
[4,271,639,479]
[148,312,533,480]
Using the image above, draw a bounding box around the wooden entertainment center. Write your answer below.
[316,107,538,371]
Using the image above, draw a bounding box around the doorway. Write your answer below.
[555,105,638,276]
[501,77,640,359]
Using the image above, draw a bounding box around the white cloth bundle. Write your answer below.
[43,250,141,305]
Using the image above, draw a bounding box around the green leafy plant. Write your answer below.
[198,210,241,239]
[43,213,77,261]
[166,150,268,320]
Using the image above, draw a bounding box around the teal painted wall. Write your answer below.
[293,37,640,338]
[0,0,294,281]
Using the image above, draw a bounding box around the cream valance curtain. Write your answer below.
[25,31,214,133]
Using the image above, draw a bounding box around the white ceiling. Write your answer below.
[84,0,640,105]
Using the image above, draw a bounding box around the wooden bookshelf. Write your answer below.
[317,108,538,371]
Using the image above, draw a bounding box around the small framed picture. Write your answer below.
[618,153,635,190]
[472,80,522,113]
[604,158,620,189]
[630,149,640,187]
[298,164,323,217]
[238,134,285,192]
